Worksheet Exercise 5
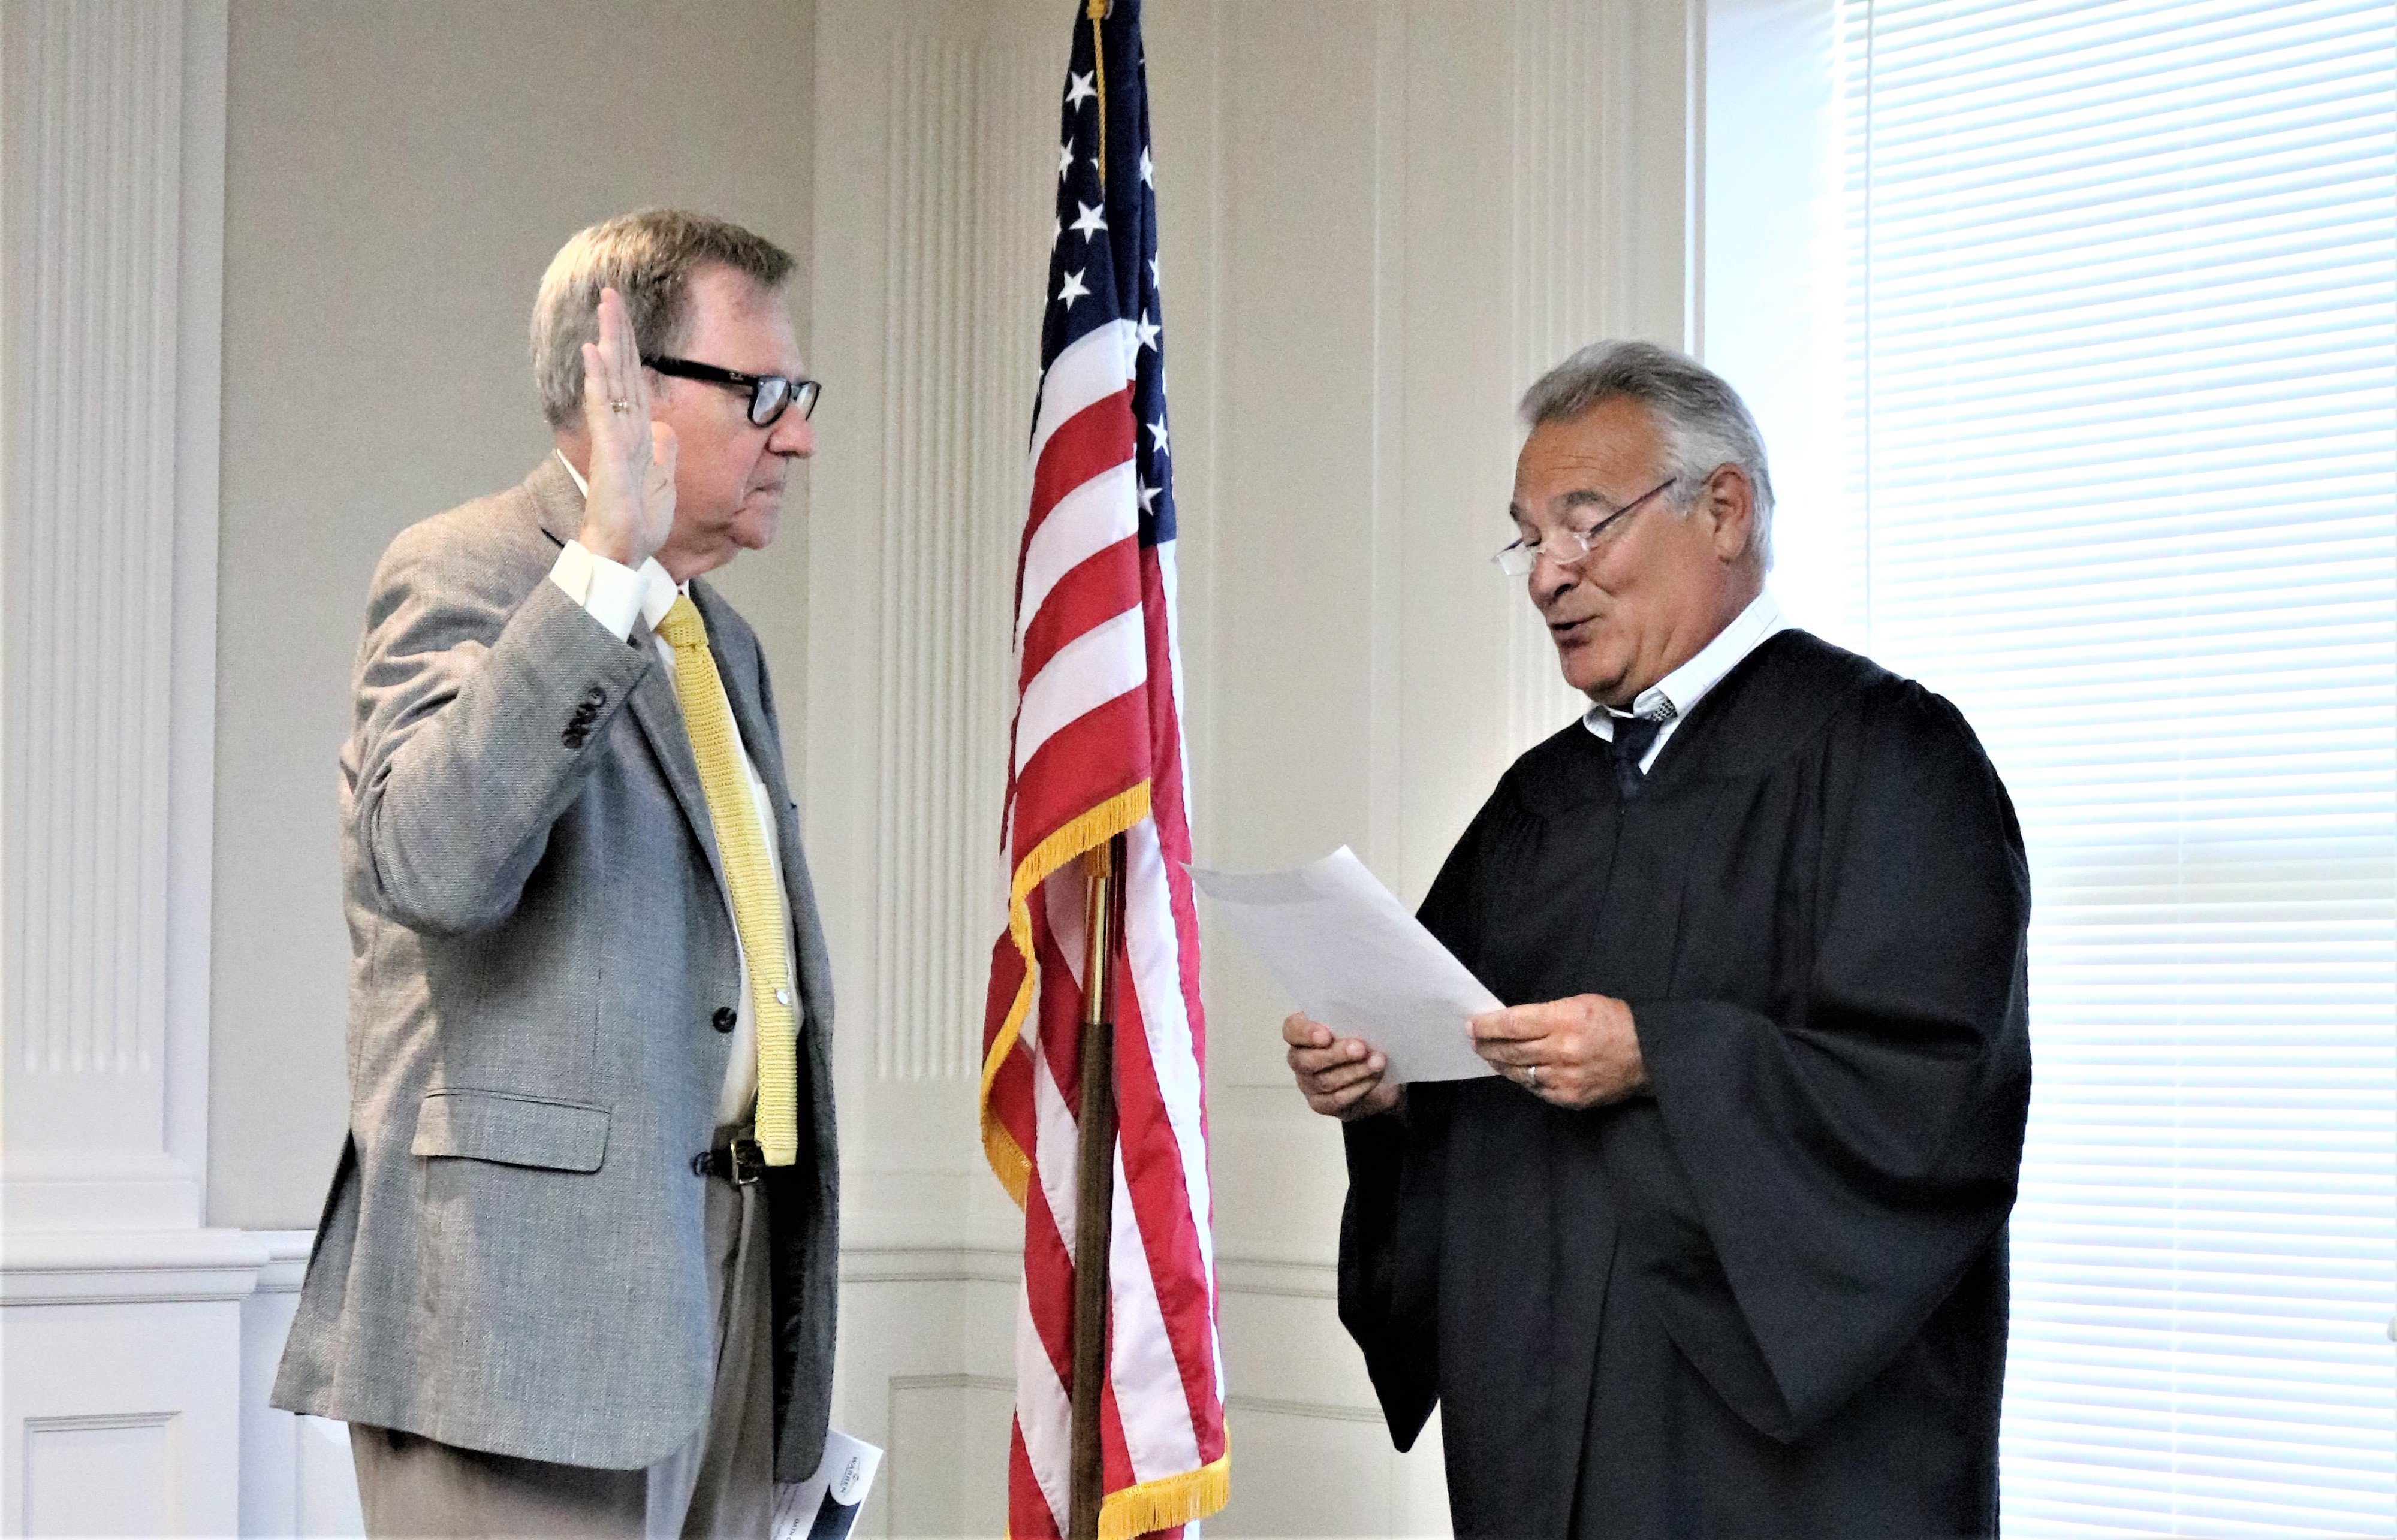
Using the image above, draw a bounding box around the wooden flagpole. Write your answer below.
[1068,834,1124,1540]
[1071,7,1121,1538]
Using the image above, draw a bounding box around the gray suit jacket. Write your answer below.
[272,457,839,1477]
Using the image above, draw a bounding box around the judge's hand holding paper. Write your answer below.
[1190,848,1653,1120]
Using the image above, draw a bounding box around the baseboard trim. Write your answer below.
[1216,1255,1337,1300]
[0,1227,285,1305]
[253,1229,317,1293]
[842,1244,1020,1285]
[0,1231,1332,1308]
[837,1243,1338,1300]
[1226,1391,1387,1426]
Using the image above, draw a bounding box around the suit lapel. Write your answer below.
[524,452,586,548]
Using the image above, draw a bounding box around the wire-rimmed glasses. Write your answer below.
[1493,475,1680,576]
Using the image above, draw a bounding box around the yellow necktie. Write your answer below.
[655,595,798,1166]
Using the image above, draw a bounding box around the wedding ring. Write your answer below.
[1525,1064,1540,1091]
[607,398,633,413]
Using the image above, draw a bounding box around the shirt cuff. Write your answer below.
[547,541,644,642]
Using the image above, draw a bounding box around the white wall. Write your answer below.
[2,0,1702,1532]
[209,0,819,1234]
[4,2,815,1533]
[808,0,1699,1530]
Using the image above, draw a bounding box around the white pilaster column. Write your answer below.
[1503,0,1703,754]
[0,4,258,1535]
[2,0,221,1235]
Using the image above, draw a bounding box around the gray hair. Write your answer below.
[530,209,795,429]
[1519,340,1775,566]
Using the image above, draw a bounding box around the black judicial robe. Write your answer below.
[1339,630,2031,1539]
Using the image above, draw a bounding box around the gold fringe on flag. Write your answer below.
[1096,1451,1231,1540]
[979,779,1154,1207]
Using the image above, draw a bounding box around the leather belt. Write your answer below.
[691,1135,765,1186]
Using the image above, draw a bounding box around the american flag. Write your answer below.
[979,1,1228,1535]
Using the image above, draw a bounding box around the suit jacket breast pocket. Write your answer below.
[411,1088,611,1172]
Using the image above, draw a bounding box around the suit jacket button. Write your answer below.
[712,1006,737,1033]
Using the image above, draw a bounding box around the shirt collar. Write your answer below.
[555,449,685,629]
[1587,589,1792,731]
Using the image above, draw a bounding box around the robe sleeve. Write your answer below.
[1602,681,2033,1443]
[1338,1107,1442,1449]
[1335,799,1501,1450]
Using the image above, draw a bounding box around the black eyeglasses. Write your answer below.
[643,355,821,427]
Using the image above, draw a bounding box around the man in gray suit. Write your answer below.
[273,209,837,1538]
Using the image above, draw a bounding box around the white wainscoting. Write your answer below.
[7,1233,1434,1539]
[0,1230,361,1539]
[883,1374,1016,1535]
[237,1236,366,1539]
[834,1243,1017,1537]
[835,1246,1448,1538]
[1,2,248,1535]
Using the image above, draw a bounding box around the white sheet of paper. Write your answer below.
[771,1429,882,1540]
[1190,846,1499,1085]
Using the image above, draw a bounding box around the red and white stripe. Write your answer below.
[984,321,1226,1538]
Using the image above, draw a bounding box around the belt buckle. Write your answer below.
[728,1136,765,1186]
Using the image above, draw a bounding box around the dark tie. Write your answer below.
[1609,714,1665,799]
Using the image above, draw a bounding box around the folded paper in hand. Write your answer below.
[1190,846,1498,1084]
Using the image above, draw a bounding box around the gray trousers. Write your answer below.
[351,1168,775,1539]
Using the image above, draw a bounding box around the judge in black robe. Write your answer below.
[1286,343,2031,1539]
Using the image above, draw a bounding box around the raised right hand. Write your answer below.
[1284,1012,1404,1121]
[577,286,677,570]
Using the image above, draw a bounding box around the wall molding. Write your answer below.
[1500,0,1701,759]
[1,5,237,1529]
[869,29,1051,1083]
[888,1372,1015,1396]
[840,1241,1337,1302]
[0,1232,1341,1535]
[1504,0,1617,756]
[1225,1392,1385,1427]
[1216,1255,1337,1302]
[882,1372,1017,1532]
[1,1228,352,1538]
[2,0,227,1234]
[842,1243,1018,1287]
[4,1235,1332,1303]
[0,1226,280,1305]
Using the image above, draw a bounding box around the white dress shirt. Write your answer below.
[1583,590,1793,771]
[548,451,794,1128]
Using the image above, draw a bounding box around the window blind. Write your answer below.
[1829,1,2397,1533]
